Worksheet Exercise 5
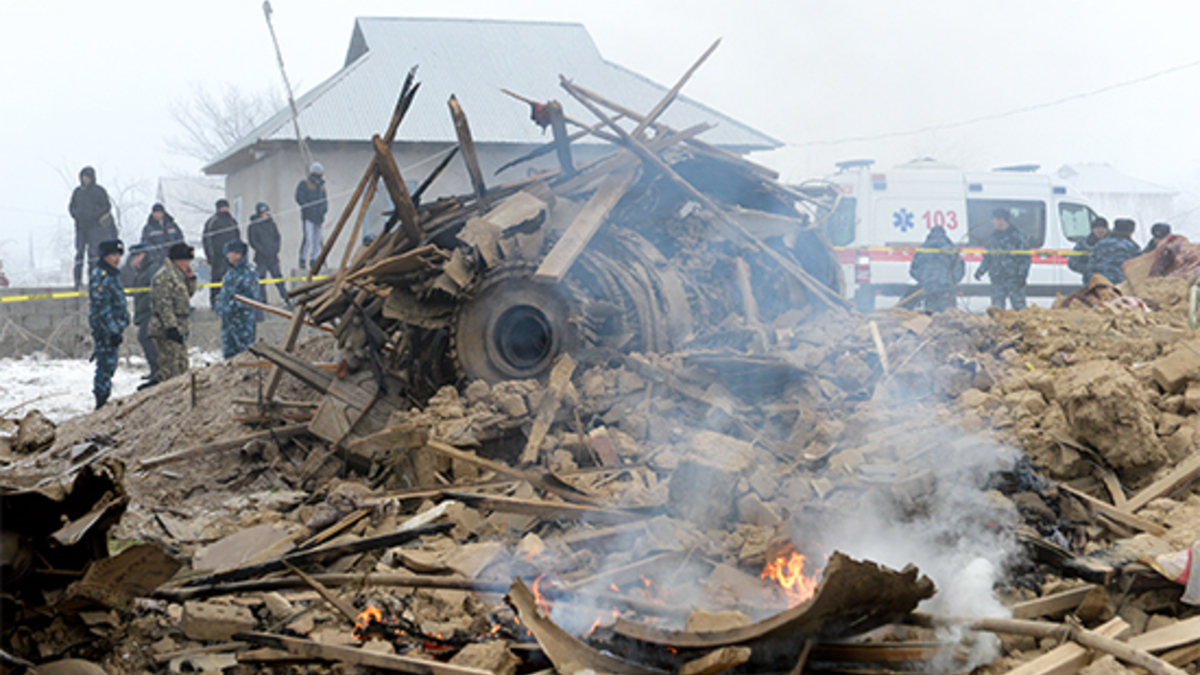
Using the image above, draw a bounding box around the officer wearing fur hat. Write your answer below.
[295,162,328,270]
[213,240,258,359]
[150,243,198,383]
[1087,218,1141,284]
[1144,222,1172,254]
[89,238,129,409]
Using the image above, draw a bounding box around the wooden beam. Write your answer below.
[546,101,575,175]
[443,491,647,524]
[233,295,334,333]
[1059,484,1168,536]
[137,424,308,471]
[423,439,597,505]
[534,166,636,284]
[411,146,459,204]
[264,305,310,401]
[1011,586,1097,620]
[629,38,720,139]
[448,95,489,210]
[372,134,422,246]
[1000,617,1129,675]
[521,354,577,463]
[560,78,848,311]
[1122,452,1200,513]
[1129,616,1200,654]
[235,633,493,675]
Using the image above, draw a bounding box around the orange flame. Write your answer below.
[354,605,383,640]
[761,545,822,607]
[524,542,541,563]
[532,573,552,615]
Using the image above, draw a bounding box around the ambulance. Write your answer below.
[813,158,1102,311]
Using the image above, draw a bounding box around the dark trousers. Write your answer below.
[74,225,104,288]
[137,321,159,379]
[256,256,289,303]
[923,289,957,312]
[990,280,1028,311]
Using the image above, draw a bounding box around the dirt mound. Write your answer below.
[1053,360,1168,474]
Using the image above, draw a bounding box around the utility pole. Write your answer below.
[262,1,314,171]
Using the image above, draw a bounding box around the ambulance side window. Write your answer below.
[1059,203,1096,243]
[966,199,1046,248]
[821,197,856,247]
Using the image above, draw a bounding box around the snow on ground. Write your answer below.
[0,349,222,423]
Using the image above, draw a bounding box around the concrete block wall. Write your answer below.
[0,287,91,358]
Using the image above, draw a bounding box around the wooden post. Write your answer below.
[447,95,489,210]
[629,38,720,139]
[371,135,422,246]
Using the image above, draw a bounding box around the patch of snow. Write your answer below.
[0,349,222,423]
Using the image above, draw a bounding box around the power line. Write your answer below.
[790,56,1200,147]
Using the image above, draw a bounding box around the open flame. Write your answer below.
[531,573,553,615]
[761,544,822,607]
[354,605,384,640]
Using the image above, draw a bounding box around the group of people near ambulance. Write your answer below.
[909,207,1170,312]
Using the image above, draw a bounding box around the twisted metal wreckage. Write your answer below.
[251,45,849,450]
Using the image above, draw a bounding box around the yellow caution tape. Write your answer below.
[0,275,329,304]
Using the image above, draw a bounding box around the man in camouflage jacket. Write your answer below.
[213,240,258,359]
[974,208,1032,310]
[150,243,198,383]
[89,238,129,409]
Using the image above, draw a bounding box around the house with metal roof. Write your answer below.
[1056,163,1178,235]
[202,16,781,274]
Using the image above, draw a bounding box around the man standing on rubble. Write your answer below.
[295,162,328,270]
[69,166,115,290]
[1087,218,1141,284]
[247,202,291,308]
[202,199,242,307]
[89,238,129,409]
[149,243,198,383]
[1068,217,1108,284]
[974,208,1031,310]
[140,203,185,264]
[909,226,964,312]
[213,240,258,359]
[121,243,161,386]
[1144,222,1172,253]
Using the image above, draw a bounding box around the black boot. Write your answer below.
[94,391,109,410]
[137,378,158,392]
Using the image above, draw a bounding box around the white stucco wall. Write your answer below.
[220,140,613,277]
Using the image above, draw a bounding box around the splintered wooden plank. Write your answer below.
[1122,452,1200,514]
[534,166,636,284]
[448,95,488,210]
[1001,617,1129,675]
[235,633,492,675]
[371,134,422,246]
[1059,484,1167,536]
[630,38,720,139]
[1011,586,1097,620]
[1129,616,1200,654]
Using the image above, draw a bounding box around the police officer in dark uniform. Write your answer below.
[974,208,1031,310]
[1088,218,1141,284]
[909,226,965,312]
[89,238,129,409]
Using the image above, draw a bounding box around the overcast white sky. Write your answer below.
[4,1,1200,279]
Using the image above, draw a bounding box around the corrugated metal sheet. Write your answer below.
[206,17,779,172]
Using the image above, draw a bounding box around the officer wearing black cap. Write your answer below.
[122,242,161,384]
[202,198,242,306]
[1087,218,1141,284]
[89,238,129,409]
[247,201,290,307]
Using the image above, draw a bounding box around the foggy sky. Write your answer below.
[4,0,1200,277]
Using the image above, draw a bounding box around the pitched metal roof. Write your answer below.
[1056,163,1178,196]
[204,17,780,174]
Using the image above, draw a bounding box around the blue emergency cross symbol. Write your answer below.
[892,208,915,233]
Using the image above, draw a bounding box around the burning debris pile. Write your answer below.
[6,45,1200,675]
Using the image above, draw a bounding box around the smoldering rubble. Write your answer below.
[5,54,1200,675]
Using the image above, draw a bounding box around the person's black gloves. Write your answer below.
[974,269,985,281]
[165,327,185,344]
[108,334,122,348]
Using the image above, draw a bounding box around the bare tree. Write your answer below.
[166,82,283,163]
